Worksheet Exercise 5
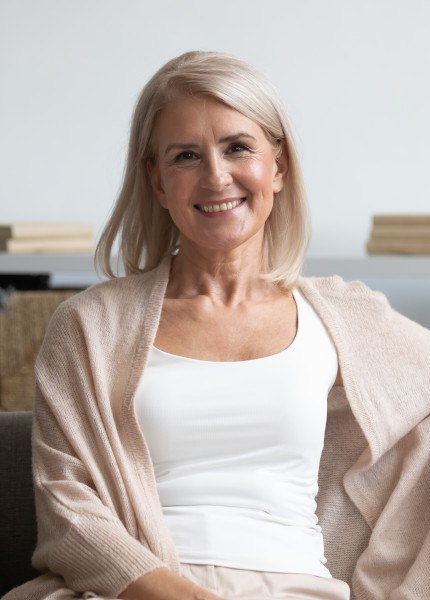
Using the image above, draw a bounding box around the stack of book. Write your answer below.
[366,215,430,255]
[0,223,94,253]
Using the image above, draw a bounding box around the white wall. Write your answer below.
[1,0,430,323]
[2,0,430,253]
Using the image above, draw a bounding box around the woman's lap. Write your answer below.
[180,563,350,600]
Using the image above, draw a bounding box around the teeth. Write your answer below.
[201,199,243,213]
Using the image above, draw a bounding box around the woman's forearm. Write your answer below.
[118,567,224,600]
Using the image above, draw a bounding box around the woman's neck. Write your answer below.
[165,241,283,308]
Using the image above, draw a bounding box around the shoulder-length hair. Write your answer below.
[95,50,310,288]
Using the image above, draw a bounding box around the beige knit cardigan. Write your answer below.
[4,256,430,600]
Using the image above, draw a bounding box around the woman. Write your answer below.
[5,51,430,600]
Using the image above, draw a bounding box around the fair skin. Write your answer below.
[119,96,342,599]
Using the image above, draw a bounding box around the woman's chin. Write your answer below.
[177,230,265,257]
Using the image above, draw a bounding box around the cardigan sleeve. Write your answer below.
[319,279,430,599]
[350,414,430,599]
[30,297,169,598]
[300,276,430,598]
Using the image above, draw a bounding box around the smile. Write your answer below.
[196,199,245,213]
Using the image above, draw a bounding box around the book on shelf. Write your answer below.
[0,222,94,254]
[0,222,93,240]
[367,214,430,255]
[367,240,430,255]
[372,215,430,227]
[0,237,94,253]
[371,225,430,239]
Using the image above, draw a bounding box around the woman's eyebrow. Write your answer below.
[218,132,257,144]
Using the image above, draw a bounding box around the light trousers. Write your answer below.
[180,563,350,600]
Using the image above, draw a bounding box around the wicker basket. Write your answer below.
[0,290,79,411]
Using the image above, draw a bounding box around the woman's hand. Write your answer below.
[118,567,225,600]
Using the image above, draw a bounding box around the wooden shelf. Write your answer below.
[303,256,430,278]
[1,253,430,281]
[0,253,98,274]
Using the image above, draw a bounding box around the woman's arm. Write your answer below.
[30,298,175,598]
[119,568,224,600]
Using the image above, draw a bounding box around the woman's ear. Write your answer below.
[272,142,288,193]
[146,159,168,208]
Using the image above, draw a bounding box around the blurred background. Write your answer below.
[1,0,429,323]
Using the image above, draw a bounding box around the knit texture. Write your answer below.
[3,256,430,600]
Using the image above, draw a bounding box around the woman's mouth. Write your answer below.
[194,198,246,213]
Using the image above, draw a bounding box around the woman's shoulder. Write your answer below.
[50,275,139,321]
[297,273,430,346]
[297,274,391,313]
[56,262,168,317]
[298,273,384,298]
[60,272,146,307]
[44,268,166,343]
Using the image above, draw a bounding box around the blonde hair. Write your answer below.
[95,50,310,288]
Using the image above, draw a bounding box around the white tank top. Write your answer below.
[135,288,338,577]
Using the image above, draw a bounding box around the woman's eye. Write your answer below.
[228,143,249,153]
[175,151,198,162]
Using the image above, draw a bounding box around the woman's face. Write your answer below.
[148,96,286,255]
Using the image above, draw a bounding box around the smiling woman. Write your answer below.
[146,97,286,258]
[95,51,309,287]
[6,51,430,600]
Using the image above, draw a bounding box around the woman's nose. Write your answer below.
[200,154,232,191]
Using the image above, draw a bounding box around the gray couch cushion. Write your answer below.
[0,411,40,595]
